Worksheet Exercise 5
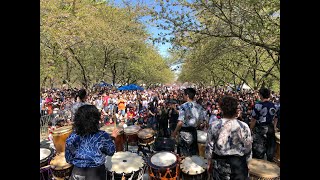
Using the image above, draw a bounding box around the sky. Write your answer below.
[111,0,176,58]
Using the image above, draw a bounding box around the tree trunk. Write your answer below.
[111,63,117,86]
[68,47,88,89]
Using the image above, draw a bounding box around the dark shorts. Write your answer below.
[69,165,106,180]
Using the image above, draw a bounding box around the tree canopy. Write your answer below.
[40,0,174,89]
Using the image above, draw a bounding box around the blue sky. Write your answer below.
[111,0,176,58]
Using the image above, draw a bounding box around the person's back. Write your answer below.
[65,105,119,180]
[172,88,206,156]
[250,87,278,162]
[206,96,252,180]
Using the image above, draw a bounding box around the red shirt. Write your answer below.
[103,96,109,107]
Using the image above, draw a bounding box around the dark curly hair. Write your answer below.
[219,96,238,118]
[259,87,270,99]
[73,104,100,136]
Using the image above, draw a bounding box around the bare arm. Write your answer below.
[250,118,257,131]
[172,121,183,137]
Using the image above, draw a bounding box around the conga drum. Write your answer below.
[138,128,155,145]
[248,159,280,180]
[147,151,180,180]
[180,155,208,180]
[52,126,72,154]
[197,130,207,157]
[50,152,73,180]
[124,125,141,146]
[105,151,145,180]
[100,125,125,152]
[274,132,280,166]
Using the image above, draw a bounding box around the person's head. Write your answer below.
[75,89,87,102]
[183,88,196,100]
[73,104,100,136]
[259,87,271,99]
[219,96,239,118]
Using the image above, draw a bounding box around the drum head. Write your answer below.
[105,152,144,174]
[137,128,154,139]
[52,126,72,136]
[150,152,177,167]
[124,125,140,135]
[180,156,207,175]
[248,159,280,178]
[197,130,207,144]
[40,148,52,161]
[100,125,124,134]
[50,152,72,170]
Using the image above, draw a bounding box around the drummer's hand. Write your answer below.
[111,128,119,138]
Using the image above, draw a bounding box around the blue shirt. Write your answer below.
[252,101,277,126]
[65,130,116,168]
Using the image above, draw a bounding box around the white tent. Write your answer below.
[241,83,251,90]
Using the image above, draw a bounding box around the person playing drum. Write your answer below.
[65,104,120,180]
[250,87,278,162]
[172,88,206,157]
[205,96,252,180]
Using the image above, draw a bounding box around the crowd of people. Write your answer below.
[40,85,280,180]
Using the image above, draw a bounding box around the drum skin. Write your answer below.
[124,125,141,146]
[40,148,54,167]
[248,159,280,180]
[100,125,125,152]
[147,151,180,179]
[180,156,208,180]
[138,128,155,145]
[50,152,73,178]
[52,126,73,154]
[105,152,144,180]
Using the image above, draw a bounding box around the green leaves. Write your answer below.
[41,0,173,88]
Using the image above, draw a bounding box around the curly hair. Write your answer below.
[259,87,270,99]
[73,104,100,136]
[219,96,238,118]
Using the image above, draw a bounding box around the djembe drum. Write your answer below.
[248,159,280,180]
[180,155,208,180]
[124,125,141,146]
[105,151,145,180]
[50,152,73,180]
[100,125,125,152]
[52,126,72,154]
[147,151,180,180]
[197,130,207,158]
[138,128,155,145]
[274,132,280,166]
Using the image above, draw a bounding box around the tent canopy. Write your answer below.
[118,84,144,91]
